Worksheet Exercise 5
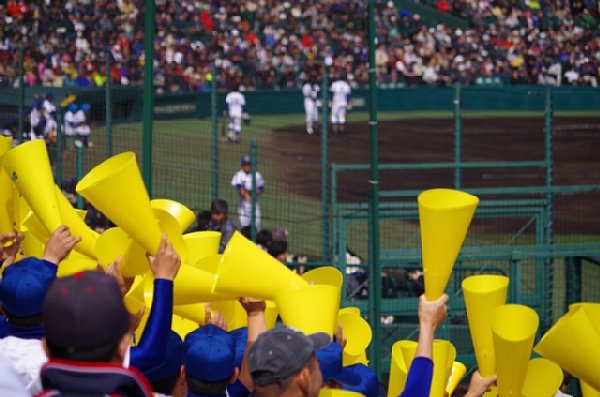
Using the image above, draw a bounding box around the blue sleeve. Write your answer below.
[227,378,250,397]
[130,279,173,374]
[399,357,433,397]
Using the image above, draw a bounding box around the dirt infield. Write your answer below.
[274,117,600,234]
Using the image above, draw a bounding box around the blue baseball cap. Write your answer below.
[81,103,91,111]
[145,331,184,382]
[230,326,248,369]
[241,155,251,165]
[68,103,78,112]
[340,363,379,397]
[316,342,362,387]
[0,258,56,317]
[184,324,236,381]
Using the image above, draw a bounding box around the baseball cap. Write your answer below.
[0,257,56,317]
[248,325,331,386]
[316,342,361,387]
[230,326,248,369]
[43,271,130,351]
[184,324,237,381]
[241,155,251,165]
[145,331,184,382]
[340,363,379,397]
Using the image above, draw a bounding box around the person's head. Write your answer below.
[68,103,78,113]
[315,342,361,390]
[42,271,131,363]
[184,324,239,395]
[559,370,572,392]
[268,240,288,262]
[146,331,186,397]
[210,199,229,224]
[195,210,212,231]
[256,229,272,248]
[45,92,54,102]
[241,155,251,173]
[0,258,56,327]
[240,226,251,240]
[248,326,330,397]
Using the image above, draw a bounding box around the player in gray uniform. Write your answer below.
[302,76,320,135]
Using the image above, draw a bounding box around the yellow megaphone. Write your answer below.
[492,304,539,397]
[534,304,600,391]
[76,152,161,255]
[193,254,221,273]
[275,284,340,337]
[95,227,130,270]
[211,300,249,331]
[0,136,11,156]
[151,199,196,232]
[569,302,600,334]
[339,306,361,316]
[388,340,418,397]
[184,231,221,265]
[212,232,307,300]
[302,266,343,317]
[56,251,99,277]
[581,381,600,397]
[430,340,457,397]
[55,186,99,258]
[337,311,372,356]
[0,163,14,234]
[174,303,208,326]
[3,140,62,234]
[520,358,563,397]
[18,229,45,259]
[318,390,364,397]
[22,210,50,244]
[446,362,467,396]
[462,274,509,377]
[418,188,478,300]
[343,350,369,367]
[123,274,149,315]
[173,264,235,306]
[264,300,279,330]
[172,315,199,339]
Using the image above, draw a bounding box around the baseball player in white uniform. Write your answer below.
[225,84,246,143]
[63,103,78,142]
[74,103,92,148]
[302,77,320,134]
[231,155,265,230]
[331,74,351,133]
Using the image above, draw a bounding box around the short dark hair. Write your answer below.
[240,226,251,239]
[256,229,272,247]
[195,210,212,231]
[268,240,288,258]
[45,339,121,362]
[151,376,179,395]
[186,374,230,395]
[211,199,228,214]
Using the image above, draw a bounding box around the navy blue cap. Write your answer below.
[316,342,362,387]
[241,155,251,165]
[184,324,236,381]
[145,331,184,382]
[0,258,56,317]
[341,363,379,397]
[230,326,248,369]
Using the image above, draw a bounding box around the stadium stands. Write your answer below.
[0,0,597,90]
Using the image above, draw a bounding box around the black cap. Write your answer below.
[248,325,330,386]
[43,272,130,351]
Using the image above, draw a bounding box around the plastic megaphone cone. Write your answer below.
[173,264,235,306]
[123,275,149,314]
[0,166,14,234]
[569,302,600,334]
[56,251,99,277]
[172,315,199,339]
[151,199,196,232]
[211,300,248,331]
[318,390,363,397]
[3,140,62,234]
[75,209,87,221]
[95,227,130,270]
[343,350,369,367]
[492,304,539,397]
[173,303,208,326]
[418,188,478,300]
[18,229,45,259]
[388,340,418,397]
[22,211,50,244]
[192,254,221,273]
[152,208,188,262]
[213,232,307,300]
[184,231,221,264]
[276,284,340,337]
[0,136,11,156]
[339,306,361,317]
[429,340,457,397]
[55,186,99,258]
[581,381,600,397]
[462,274,509,377]
[534,304,600,391]
[265,300,279,330]
[302,266,343,287]
[337,312,372,356]
[520,358,562,397]
[76,152,161,255]
[446,362,467,396]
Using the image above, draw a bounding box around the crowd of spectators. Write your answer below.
[0,0,598,91]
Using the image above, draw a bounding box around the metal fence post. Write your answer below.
[321,69,330,263]
[250,138,257,242]
[211,61,219,201]
[17,47,24,143]
[55,110,63,186]
[142,0,155,195]
[105,50,112,158]
[75,145,85,209]
[543,88,554,330]
[453,83,462,189]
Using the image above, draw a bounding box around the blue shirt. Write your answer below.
[400,357,434,397]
